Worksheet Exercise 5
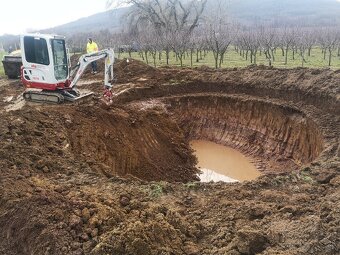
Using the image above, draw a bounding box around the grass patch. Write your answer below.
[0,52,6,77]
[149,183,164,198]
[119,47,340,69]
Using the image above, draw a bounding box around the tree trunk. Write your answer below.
[196,49,199,62]
[219,52,224,68]
[152,52,157,67]
[179,54,183,67]
[285,46,289,65]
[190,49,194,67]
[144,51,149,64]
[166,50,170,65]
[271,49,275,62]
[213,51,219,69]
[328,48,332,66]
[265,51,272,66]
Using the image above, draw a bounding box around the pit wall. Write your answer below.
[165,94,324,172]
[66,108,198,182]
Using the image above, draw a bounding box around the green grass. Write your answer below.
[0,52,5,77]
[1,47,339,78]
[119,47,340,69]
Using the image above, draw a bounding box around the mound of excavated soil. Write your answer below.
[0,59,339,255]
[0,104,197,182]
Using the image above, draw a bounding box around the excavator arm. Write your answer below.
[70,49,115,89]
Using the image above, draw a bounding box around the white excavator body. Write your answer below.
[20,34,114,103]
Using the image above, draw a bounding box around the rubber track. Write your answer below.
[23,91,64,104]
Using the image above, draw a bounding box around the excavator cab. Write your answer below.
[21,34,70,90]
[20,34,114,104]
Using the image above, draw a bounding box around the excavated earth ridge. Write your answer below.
[0,59,339,255]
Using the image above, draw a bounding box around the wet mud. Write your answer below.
[190,140,260,182]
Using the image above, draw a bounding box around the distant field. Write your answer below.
[0,48,339,78]
[119,47,340,69]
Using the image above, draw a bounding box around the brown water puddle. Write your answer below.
[190,140,261,182]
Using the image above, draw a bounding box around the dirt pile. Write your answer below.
[0,59,339,254]
[0,104,197,182]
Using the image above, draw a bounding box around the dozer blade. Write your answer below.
[64,92,94,102]
[23,91,64,104]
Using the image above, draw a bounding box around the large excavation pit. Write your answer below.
[62,91,325,183]
[161,93,325,178]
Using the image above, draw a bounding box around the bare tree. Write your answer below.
[279,27,298,65]
[107,0,207,67]
[204,0,235,68]
[259,25,277,66]
[112,0,207,34]
[238,28,261,65]
[296,29,309,67]
[171,29,192,67]
[318,27,339,66]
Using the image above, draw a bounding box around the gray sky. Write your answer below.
[0,0,116,35]
[1,0,340,36]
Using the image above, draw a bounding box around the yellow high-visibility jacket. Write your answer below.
[87,41,98,54]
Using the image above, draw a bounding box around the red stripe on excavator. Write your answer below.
[21,67,70,90]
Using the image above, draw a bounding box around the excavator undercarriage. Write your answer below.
[20,34,114,104]
[22,89,94,104]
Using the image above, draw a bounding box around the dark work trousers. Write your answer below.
[91,61,98,72]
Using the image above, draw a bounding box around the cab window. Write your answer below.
[24,36,50,65]
[51,39,68,80]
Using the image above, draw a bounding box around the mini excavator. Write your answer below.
[20,34,114,103]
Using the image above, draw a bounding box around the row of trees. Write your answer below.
[67,0,340,68]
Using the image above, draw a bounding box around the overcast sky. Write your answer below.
[0,0,117,36]
[1,0,340,36]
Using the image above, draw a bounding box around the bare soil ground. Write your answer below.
[0,59,339,255]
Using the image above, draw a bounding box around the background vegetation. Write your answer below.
[0,52,5,76]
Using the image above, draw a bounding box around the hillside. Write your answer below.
[228,0,340,26]
[44,0,340,35]
[39,7,129,36]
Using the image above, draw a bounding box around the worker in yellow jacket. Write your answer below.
[87,38,99,74]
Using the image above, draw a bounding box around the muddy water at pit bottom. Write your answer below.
[190,140,261,182]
